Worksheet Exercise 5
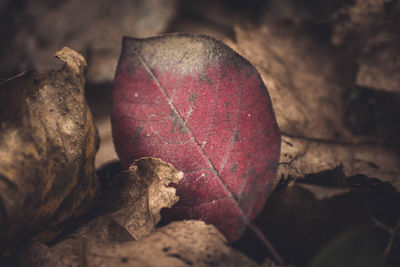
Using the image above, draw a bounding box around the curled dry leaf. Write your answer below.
[0,47,98,250]
[22,158,257,267]
[99,157,184,240]
[112,33,281,242]
[46,158,182,245]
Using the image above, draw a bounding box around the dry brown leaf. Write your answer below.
[85,221,230,267]
[279,135,400,189]
[23,220,258,267]
[256,167,400,266]
[22,158,258,267]
[228,23,400,189]
[0,47,98,250]
[107,157,184,240]
[59,157,184,244]
[229,24,356,142]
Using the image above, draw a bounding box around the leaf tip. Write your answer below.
[55,47,87,74]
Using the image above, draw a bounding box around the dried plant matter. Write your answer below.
[279,135,400,189]
[52,158,184,245]
[22,159,257,267]
[94,157,184,240]
[0,47,98,250]
[23,220,257,267]
[230,24,354,142]
[257,168,399,266]
[229,24,400,189]
[0,0,178,83]
[112,34,281,242]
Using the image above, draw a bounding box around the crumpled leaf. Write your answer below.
[0,47,98,250]
[22,158,258,267]
[100,157,184,240]
[60,157,183,244]
[228,23,400,189]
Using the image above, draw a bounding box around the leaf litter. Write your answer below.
[224,11,400,266]
[0,47,98,252]
[21,158,258,267]
[1,1,399,265]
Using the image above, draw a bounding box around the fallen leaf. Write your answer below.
[18,158,182,264]
[21,158,257,267]
[101,157,184,240]
[229,24,356,142]
[22,220,259,267]
[0,47,98,250]
[59,157,183,244]
[111,33,281,242]
[255,167,400,266]
[279,135,400,190]
[228,23,400,189]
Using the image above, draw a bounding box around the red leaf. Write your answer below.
[112,34,281,242]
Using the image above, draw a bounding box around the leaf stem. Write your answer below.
[248,222,285,265]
